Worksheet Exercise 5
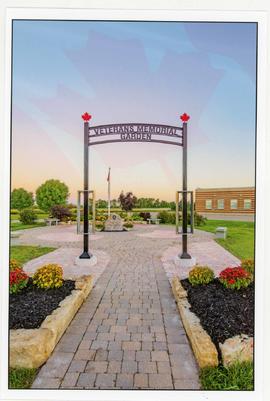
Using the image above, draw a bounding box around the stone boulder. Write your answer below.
[219,334,253,366]
[104,213,124,232]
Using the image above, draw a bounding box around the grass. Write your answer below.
[9,367,37,389]
[196,220,255,260]
[11,222,46,231]
[200,361,254,390]
[10,213,48,221]
[10,245,56,264]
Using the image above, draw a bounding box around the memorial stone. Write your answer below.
[104,213,124,232]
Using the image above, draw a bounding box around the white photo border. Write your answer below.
[0,5,268,401]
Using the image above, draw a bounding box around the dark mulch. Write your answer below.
[9,279,75,329]
[181,278,254,351]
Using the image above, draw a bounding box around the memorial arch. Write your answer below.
[78,112,194,263]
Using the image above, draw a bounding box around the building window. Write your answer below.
[205,199,212,210]
[230,199,238,209]
[217,199,224,209]
[244,199,251,209]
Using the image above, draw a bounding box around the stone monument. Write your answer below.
[104,213,124,232]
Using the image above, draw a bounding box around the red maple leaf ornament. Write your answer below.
[180,113,190,122]
[81,112,92,122]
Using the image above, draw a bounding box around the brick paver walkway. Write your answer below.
[31,225,200,389]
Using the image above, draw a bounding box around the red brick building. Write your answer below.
[195,187,255,220]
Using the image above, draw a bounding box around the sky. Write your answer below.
[11,20,257,202]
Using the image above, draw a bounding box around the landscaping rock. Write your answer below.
[10,328,54,369]
[172,277,218,368]
[219,334,253,366]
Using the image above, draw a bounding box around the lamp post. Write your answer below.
[179,113,191,260]
[79,112,93,259]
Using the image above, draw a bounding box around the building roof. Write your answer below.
[196,187,255,192]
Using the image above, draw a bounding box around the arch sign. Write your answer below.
[88,122,183,147]
[79,112,193,264]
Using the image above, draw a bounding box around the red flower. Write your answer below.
[180,113,190,122]
[228,279,235,284]
[81,112,92,122]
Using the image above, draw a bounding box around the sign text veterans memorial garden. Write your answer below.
[88,123,183,146]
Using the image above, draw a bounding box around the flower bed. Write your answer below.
[9,259,93,369]
[10,275,93,369]
[181,278,254,354]
[10,279,75,329]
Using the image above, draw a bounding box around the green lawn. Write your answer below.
[9,368,37,389]
[196,220,255,260]
[10,213,48,221]
[11,222,46,231]
[10,245,56,264]
[200,361,254,390]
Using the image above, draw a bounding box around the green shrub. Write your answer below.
[50,205,71,222]
[188,266,214,286]
[19,208,37,224]
[119,211,128,219]
[33,264,63,289]
[32,207,45,214]
[123,222,133,229]
[96,214,106,222]
[157,211,176,224]
[241,259,254,276]
[95,221,105,230]
[10,209,19,215]
[131,213,143,221]
[194,212,207,226]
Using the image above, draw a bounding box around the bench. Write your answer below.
[147,218,161,225]
[45,218,60,226]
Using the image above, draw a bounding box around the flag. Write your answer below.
[107,167,111,182]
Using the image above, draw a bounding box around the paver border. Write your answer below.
[171,276,219,368]
[10,275,93,369]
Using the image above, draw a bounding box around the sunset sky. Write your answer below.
[11,20,257,202]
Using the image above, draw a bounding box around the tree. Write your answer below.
[118,191,137,212]
[11,188,34,210]
[96,199,107,209]
[36,179,69,211]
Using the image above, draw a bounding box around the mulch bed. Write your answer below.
[181,278,254,350]
[9,279,75,330]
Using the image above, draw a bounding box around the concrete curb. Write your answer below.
[10,275,93,369]
[171,277,219,368]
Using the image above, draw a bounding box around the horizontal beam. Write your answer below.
[89,122,183,132]
[89,132,182,139]
[89,138,183,147]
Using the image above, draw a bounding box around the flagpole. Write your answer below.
[108,167,111,217]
